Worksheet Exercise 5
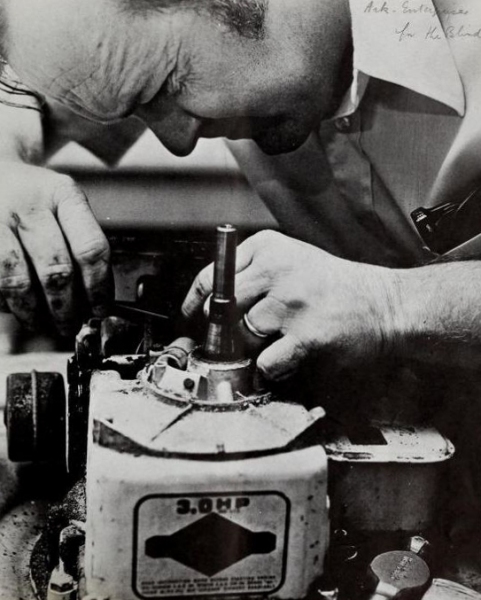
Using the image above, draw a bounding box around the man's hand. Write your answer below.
[183,230,399,380]
[0,162,113,335]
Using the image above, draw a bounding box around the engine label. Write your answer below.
[133,492,290,598]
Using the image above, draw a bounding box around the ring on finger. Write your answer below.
[243,313,269,339]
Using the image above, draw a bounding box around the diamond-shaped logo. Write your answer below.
[145,513,276,576]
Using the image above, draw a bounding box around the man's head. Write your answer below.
[3,0,350,155]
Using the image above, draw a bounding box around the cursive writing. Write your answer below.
[426,24,481,40]
[362,0,481,44]
[402,1,469,18]
[364,1,390,14]
[395,21,415,41]
[363,0,470,19]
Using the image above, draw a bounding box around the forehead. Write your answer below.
[4,0,175,119]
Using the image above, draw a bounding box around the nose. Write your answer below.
[135,97,202,157]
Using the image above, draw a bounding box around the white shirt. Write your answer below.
[229,0,481,266]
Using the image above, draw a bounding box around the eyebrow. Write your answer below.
[210,0,267,41]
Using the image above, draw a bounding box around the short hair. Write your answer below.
[125,0,267,40]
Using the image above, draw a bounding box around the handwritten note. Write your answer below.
[363,1,481,42]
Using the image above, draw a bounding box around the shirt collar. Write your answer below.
[337,0,465,118]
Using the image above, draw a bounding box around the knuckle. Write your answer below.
[51,175,87,208]
[37,264,74,293]
[0,274,31,295]
[252,229,279,245]
[286,299,307,315]
[1,249,22,277]
[75,239,111,268]
[5,202,51,231]
[53,174,78,196]
[289,332,310,358]
[265,293,306,321]
[283,281,309,309]
[15,208,54,232]
[264,294,288,318]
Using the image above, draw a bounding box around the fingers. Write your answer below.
[234,267,274,314]
[233,231,289,312]
[0,225,39,329]
[238,296,287,363]
[200,267,272,317]
[182,233,274,318]
[10,178,112,335]
[0,174,113,335]
[55,181,113,317]
[15,206,79,335]
[244,296,285,337]
[243,293,312,380]
[182,234,256,318]
[257,334,309,381]
[182,263,215,318]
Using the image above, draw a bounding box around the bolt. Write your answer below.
[183,378,195,391]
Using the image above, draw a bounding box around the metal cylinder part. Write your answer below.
[188,347,254,401]
[156,337,197,370]
[213,224,237,301]
[203,225,239,362]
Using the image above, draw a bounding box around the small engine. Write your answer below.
[4,226,454,600]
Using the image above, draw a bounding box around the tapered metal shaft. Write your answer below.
[202,225,238,361]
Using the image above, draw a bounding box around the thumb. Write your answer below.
[257,334,308,381]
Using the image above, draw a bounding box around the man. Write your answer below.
[0,0,481,386]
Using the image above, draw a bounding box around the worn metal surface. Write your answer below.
[325,423,454,463]
[0,353,478,598]
[326,424,454,532]
[423,579,481,599]
[83,313,329,600]
[90,370,325,456]
[0,499,45,600]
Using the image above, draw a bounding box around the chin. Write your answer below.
[254,137,306,155]
[253,121,313,155]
